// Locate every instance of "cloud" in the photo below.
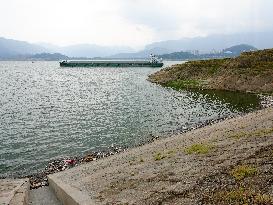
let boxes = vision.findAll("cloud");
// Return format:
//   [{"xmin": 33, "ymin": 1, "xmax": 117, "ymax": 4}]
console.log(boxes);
[
  {"xmin": 119, "ymin": 0, "xmax": 273, "ymax": 39},
  {"xmin": 0, "ymin": 0, "xmax": 272, "ymax": 48}
]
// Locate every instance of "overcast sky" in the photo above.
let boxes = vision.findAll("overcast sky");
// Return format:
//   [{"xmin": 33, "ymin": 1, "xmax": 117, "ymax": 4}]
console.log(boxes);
[{"xmin": 0, "ymin": 0, "xmax": 272, "ymax": 48}]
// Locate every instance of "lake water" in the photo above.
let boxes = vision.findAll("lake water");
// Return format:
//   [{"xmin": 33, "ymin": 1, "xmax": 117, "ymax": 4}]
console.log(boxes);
[{"xmin": 0, "ymin": 61, "xmax": 260, "ymax": 177}]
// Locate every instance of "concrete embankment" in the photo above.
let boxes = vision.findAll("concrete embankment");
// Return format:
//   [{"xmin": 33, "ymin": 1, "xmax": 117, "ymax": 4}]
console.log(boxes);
[
  {"xmin": 0, "ymin": 178, "xmax": 29, "ymax": 205},
  {"xmin": 47, "ymin": 107, "xmax": 273, "ymax": 204}
]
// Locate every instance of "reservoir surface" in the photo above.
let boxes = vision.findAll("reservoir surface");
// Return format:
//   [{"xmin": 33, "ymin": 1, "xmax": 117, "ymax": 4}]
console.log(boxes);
[{"xmin": 0, "ymin": 61, "xmax": 260, "ymax": 177}]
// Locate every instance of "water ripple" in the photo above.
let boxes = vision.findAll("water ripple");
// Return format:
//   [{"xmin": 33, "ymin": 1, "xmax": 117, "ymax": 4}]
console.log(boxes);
[{"xmin": 0, "ymin": 61, "xmax": 259, "ymax": 176}]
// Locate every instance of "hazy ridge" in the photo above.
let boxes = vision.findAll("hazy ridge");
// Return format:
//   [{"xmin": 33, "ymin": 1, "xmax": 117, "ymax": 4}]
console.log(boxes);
[{"xmin": 1, "ymin": 31, "xmax": 273, "ymax": 59}]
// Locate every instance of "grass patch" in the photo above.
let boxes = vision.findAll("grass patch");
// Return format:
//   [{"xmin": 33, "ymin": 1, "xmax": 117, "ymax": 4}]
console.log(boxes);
[
  {"xmin": 208, "ymin": 65, "xmax": 219, "ymax": 75},
  {"xmin": 154, "ymin": 152, "xmax": 167, "ymax": 161},
  {"xmin": 166, "ymin": 150, "xmax": 176, "ymax": 155},
  {"xmin": 153, "ymin": 150, "xmax": 176, "ymax": 161},
  {"xmin": 230, "ymin": 165, "xmax": 257, "ymax": 180},
  {"xmin": 230, "ymin": 132, "xmax": 247, "ymax": 139},
  {"xmin": 230, "ymin": 128, "xmax": 273, "ymax": 139},
  {"xmin": 184, "ymin": 143, "xmax": 213, "ymax": 155},
  {"xmin": 254, "ymin": 128, "xmax": 273, "ymax": 137},
  {"xmin": 211, "ymin": 187, "xmax": 273, "ymax": 205},
  {"xmin": 165, "ymin": 79, "xmax": 201, "ymax": 90},
  {"xmin": 129, "ymin": 157, "xmax": 145, "ymax": 164}
]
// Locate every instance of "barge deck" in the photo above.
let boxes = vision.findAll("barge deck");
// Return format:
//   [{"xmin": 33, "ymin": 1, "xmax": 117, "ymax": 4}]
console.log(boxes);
[{"xmin": 59, "ymin": 55, "xmax": 163, "ymax": 67}]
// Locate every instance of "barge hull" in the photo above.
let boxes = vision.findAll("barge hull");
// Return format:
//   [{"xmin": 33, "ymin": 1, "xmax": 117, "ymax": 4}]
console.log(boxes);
[{"xmin": 60, "ymin": 62, "xmax": 163, "ymax": 67}]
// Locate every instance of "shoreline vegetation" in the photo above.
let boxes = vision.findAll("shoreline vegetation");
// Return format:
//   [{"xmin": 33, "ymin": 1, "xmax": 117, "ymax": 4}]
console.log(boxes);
[{"xmin": 148, "ymin": 49, "xmax": 273, "ymax": 94}]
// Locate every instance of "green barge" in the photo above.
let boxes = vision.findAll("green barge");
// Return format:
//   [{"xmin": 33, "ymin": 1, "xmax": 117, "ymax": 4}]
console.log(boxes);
[{"xmin": 60, "ymin": 55, "xmax": 163, "ymax": 67}]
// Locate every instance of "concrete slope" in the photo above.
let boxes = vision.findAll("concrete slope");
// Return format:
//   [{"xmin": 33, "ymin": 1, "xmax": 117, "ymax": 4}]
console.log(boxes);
[
  {"xmin": 48, "ymin": 107, "xmax": 273, "ymax": 204},
  {"xmin": 0, "ymin": 178, "xmax": 29, "ymax": 205},
  {"xmin": 29, "ymin": 186, "xmax": 61, "ymax": 205}
]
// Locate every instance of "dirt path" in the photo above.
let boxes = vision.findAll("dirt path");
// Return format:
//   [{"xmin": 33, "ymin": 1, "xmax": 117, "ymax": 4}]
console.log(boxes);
[{"xmin": 51, "ymin": 107, "xmax": 273, "ymax": 204}]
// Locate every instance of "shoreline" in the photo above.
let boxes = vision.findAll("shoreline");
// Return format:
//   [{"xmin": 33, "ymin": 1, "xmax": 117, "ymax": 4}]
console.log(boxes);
[
  {"xmin": 48, "ymin": 105, "xmax": 273, "ymax": 204},
  {"xmin": 2, "ymin": 94, "xmax": 271, "ymax": 190},
  {"xmin": 0, "ymin": 112, "xmax": 241, "ymax": 188},
  {"xmin": 148, "ymin": 49, "xmax": 273, "ymax": 94},
  {"xmin": 0, "ymin": 113, "xmax": 246, "ymax": 186}
]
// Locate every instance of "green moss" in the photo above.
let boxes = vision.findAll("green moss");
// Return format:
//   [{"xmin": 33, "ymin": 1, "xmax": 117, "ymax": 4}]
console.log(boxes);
[
  {"xmin": 230, "ymin": 165, "xmax": 257, "ymax": 180},
  {"xmin": 184, "ymin": 143, "xmax": 213, "ymax": 155}
]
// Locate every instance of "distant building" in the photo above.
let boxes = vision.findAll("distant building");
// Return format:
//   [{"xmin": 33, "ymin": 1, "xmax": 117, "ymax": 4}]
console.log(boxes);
[
  {"xmin": 185, "ymin": 50, "xmax": 200, "ymax": 55},
  {"xmin": 210, "ymin": 49, "xmax": 221, "ymax": 54},
  {"xmin": 192, "ymin": 50, "xmax": 199, "ymax": 55},
  {"xmin": 224, "ymin": 51, "xmax": 233, "ymax": 54}
]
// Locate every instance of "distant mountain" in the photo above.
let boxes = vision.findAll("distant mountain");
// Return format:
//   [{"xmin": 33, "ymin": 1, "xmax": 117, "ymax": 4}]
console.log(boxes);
[
  {"xmin": 59, "ymin": 44, "xmax": 134, "ymax": 58},
  {"xmin": 1, "ymin": 31, "xmax": 272, "ymax": 59},
  {"xmin": 28, "ymin": 53, "xmax": 69, "ymax": 61},
  {"xmin": 0, "ymin": 52, "xmax": 69, "ymax": 61},
  {"xmin": 0, "ymin": 37, "xmax": 47, "ymax": 58},
  {"xmin": 145, "ymin": 31, "xmax": 273, "ymax": 53},
  {"xmin": 223, "ymin": 44, "xmax": 257, "ymax": 55},
  {"xmin": 37, "ymin": 43, "xmax": 134, "ymax": 58},
  {"xmin": 158, "ymin": 51, "xmax": 196, "ymax": 60},
  {"xmin": 0, "ymin": 37, "xmax": 134, "ymax": 59},
  {"xmin": 109, "ymin": 47, "xmax": 173, "ymax": 58},
  {"xmin": 158, "ymin": 44, "xmax": 258, "ymax": 60},
  {"xmin": 108, "ymin": 32, "xmax": 272, "ymax": 59}
]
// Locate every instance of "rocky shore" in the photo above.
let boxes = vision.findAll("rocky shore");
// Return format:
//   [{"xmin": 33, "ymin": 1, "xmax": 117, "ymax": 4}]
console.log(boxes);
[{"xmin": 26, "ymin": 146, "xmax": 126, "ymax": 189}]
